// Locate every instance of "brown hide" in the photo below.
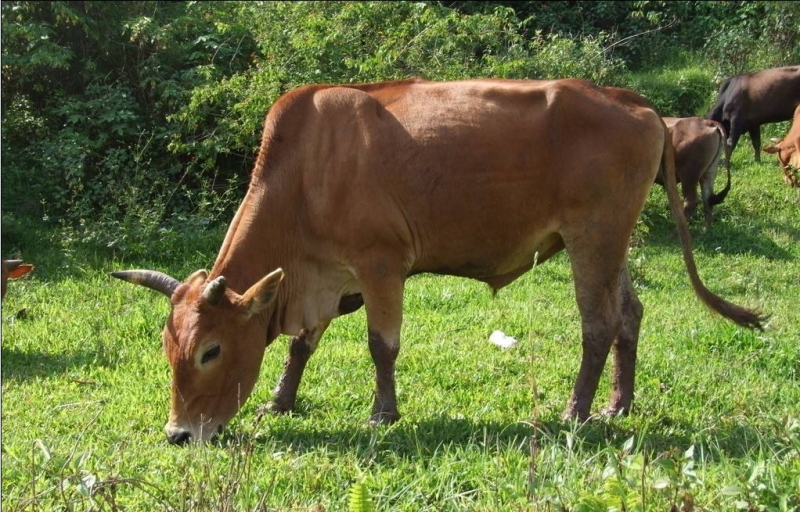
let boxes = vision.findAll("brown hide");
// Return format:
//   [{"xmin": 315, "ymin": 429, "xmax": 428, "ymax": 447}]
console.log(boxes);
[
  {"xmin": 113, "ymin": 78, "xmax": 765, "ymax": 444},
  {"xmin": 658, "ymin": 117, "xmax": 730, "ymax": 227},
  {"xmin": 707, "ymin": 65, "xmax": 800, "ymax": 162},
  {"xmin": 1, "ymin": 260, "xmax": 33, "ymax": 300},
  {"xmin": 763, "ymin": 105, "xmax": 800, "ymax": 186}
]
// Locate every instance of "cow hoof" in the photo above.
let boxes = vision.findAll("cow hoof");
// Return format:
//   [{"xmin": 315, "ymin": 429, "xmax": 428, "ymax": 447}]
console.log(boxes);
[
  {"xmin": 256, "ymin": 402, "xmax": 293, "ymax": 419},
  {"xmin": 560, "ymin": 408, "xmax": 591, "ymax": 423},
  {"xmin": 601, "ymin": 406, "xmax": 630, "ymax": 418},
  {"xmin": 368, "ymin": 411, "xmax": 400, "ymax": 426}
]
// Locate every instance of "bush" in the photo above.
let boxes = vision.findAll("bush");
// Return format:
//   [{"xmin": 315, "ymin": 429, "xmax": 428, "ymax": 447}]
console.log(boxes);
[
  {"xmin": 171, "ymin": 2, "xmax": 626, "ymax": 181},
  {"xmin": 2, "ymin": 0, "xmax": 798, "ymax": 252},
  {"xmin": 702, "ymin": 1, "xmax": 800, "ymax": 81},
  {"xmin": 1, "ymin": 1, "xmax": 255, "ymax": 232},
  {"xmin": 621, "ymin": 65, "xmax": 716, "ymax": 118}
]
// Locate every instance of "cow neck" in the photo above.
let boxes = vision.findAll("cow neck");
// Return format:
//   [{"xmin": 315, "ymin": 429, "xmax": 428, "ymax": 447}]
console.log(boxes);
[
  {"xmin": 210, "ymin": 115, "xmax": 297, "ymax": 291},
  {"xmin": 210, "ymin": 178, "xmax": 307, "ymax": 342},
  {"xmin": 211, "ymin": 107, "xmax": 311, "ymax": 340}
]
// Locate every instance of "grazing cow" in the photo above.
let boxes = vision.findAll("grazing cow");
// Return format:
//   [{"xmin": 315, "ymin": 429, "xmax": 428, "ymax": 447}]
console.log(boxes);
[
  {"xmin": 706, "ymin": 65, "xmax": 800, "ymax": 162},
  {"xmin": 2, "ymin": 260, "xmax": 33, "ymax": 300},
  {"xmin": 657, "ymin": 117, "xmax": 731, "ymax": 228},
  {"xmin": 763, "ymin": 104, "xmax": 800, "ymax": 187},
  {"xmin": 113, "ymin": 78, "xmax": 764, "ymax": 444}
]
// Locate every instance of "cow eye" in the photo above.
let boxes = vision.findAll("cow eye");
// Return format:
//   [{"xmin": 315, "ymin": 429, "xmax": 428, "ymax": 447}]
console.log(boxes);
[{"xmin": 201, "ymin": 345, "xmax": 221, "ymax": 364}]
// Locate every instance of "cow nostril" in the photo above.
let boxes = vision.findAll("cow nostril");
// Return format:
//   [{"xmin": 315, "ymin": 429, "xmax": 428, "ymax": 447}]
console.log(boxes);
[{"xmin": 167, "ymin": 430, "xmax": 191, "ymax": 446}]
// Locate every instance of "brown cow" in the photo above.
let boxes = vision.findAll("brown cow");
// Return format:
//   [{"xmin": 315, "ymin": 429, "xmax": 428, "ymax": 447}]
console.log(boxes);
[
  {"xmin": 113, "ymin": 78, "xmax": 764, "ymax": 444},
  {"xmin": 658, "ymin": 117, "xmax": 731, "ymax": 228},
  {"xmin": 1, "ymin": 260, "xmax": 33, "ymax": 300},
  {"xmin": 763, "ymin": 104, "xmax": 800, "ymax": 187},
  {"xmin": 706, "ymin": 65, "xmax": 800, "ymax": 162}
]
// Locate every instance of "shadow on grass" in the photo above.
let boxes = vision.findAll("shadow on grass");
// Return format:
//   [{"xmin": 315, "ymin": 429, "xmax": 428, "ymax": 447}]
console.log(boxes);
[
  {"xmin": 640, "ymin": 203, "xmax": 794, "ymax": 261},
  {"xmin": 1, "ymin": 214, "xmax": 227, "ymax": 288},
  {"xmin": 1, "ymin": 347, "xmax": 106, "ymax": 381},
  {"xmin": 242, "ymin": 408, "xmax": 790, "ymax": 464}
]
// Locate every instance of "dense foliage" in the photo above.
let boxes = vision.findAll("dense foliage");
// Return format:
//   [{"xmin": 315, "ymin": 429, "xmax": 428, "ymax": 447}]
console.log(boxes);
[{"xmin": 2, "ymin": 1, "xmax": 798, "ymax": 255}]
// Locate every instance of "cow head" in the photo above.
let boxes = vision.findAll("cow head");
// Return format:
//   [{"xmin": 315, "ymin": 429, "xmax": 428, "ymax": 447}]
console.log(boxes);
[
  {"xmin": 763, "ymin": 105, "xmax": 800, "ymax": 187},
  {"xmin": 763, "ymin": 138, "xmax": 800, "ymax": 187},
  {"xmin": 112, "ymin": 267, "xmax": 284, "ymax": 444}
]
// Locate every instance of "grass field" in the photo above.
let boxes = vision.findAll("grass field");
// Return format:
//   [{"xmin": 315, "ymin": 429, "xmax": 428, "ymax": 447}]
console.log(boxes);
[{"xmin": 2, "ymin": 139, "xmax": 799, "ymax": 511}]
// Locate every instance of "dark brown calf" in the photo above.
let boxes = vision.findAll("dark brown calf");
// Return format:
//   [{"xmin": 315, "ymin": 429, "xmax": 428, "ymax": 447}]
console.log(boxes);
[{"xmin": 658, "ymin": 117, "xmax": 731, "ymax": 228}]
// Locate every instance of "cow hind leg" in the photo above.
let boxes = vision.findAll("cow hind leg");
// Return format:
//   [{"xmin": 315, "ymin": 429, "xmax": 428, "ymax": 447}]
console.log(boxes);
[
  {"xmin": 681, "ymin": 177, "xmax": 700, "ymax": 220},
  {"xmin": 604, "ymin": 267, "xmax": 643, "ymax": 416},
  {"xmin": 699, "ymin": 149, "xmax": 722, "ymax": 230},
  {"xmin": 270, "ymin": 321, "xmax": 331, "ymax": 413},
  {"xmin": 561, "ymin": 234, "xmax": 627, "ymax": 421}
]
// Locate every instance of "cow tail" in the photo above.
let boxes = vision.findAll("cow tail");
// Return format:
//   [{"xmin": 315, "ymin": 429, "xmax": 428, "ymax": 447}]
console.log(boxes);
[
  {"xmin": 659, "ymin": 122, "xmax": 766, "ymax": 330},
  {"xmin": 708, "ymin": 123, "xmax": 732, "ymax": 206}
]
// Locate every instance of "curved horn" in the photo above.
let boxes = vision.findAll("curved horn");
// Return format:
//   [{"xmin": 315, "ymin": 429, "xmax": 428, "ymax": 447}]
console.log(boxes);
[
  {"xmin": 111, "ymin": 269, "xmax": 181, "ymax": 298},
  {"xmin": 3, "ymin": 260, "xmax": 24, "ymax": 272},
  {"xmin": 202, "ymin": 276, "xmax": 227, "ymax": 305}
]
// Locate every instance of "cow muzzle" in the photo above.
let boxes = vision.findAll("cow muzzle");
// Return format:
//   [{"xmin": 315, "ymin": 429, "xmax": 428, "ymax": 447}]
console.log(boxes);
[
  {"xmin": 166, "ymin": 428, "xmax": 192, "ymax": 446},
  {"xmin": 164, "ymin": 421, "xmax": 222, "ymax": 445}
]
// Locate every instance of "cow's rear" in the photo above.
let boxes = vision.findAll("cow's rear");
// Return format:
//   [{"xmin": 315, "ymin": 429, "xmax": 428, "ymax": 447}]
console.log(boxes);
[
  {"xmin": 707, "ymin": 66, "xmax": 800, "ymax": 161},
  {"xmin": 661, "ymin": 116, "xmax": 730, "ymax": 227}
]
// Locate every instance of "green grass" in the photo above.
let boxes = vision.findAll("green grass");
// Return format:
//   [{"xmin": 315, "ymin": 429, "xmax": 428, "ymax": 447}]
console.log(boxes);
[{"xmin": 2, "ymin": 141, "xmax": 799, "ymax": 511}]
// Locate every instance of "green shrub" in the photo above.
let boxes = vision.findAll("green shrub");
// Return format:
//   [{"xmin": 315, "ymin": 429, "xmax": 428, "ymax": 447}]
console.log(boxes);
[
  {"xmin": 621, "ymin": 65, "xmax": 716, "ymax": 118},
  {"xmin": 171, "ymin": 2, "xmax": 626, "ymax": 181},
  {"xmin": 2, "ymin": 0, "xmax": 798, "ymax": 245}
]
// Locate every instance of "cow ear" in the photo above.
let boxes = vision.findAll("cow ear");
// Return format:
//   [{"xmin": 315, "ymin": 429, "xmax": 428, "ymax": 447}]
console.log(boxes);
[
  {"xmin": 240, "ymin": 268, "xmax": 284, "ymax": 317},
  {"xmin": 8, "ymin": 264, "xmax": 33, "ymax": 279},
  {"xmin": 762, "ymin": 144, "xmax": 780, "ymax": 154},
  {"xmin": 186, "ymin": 269, "xmax": 208, "ymax": 286}
]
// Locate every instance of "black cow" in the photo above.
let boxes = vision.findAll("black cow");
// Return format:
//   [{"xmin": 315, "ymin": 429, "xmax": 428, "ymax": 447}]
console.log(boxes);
[{"xmin": 706, "ymin": 66, "xmax": 800, "ymax": 162}]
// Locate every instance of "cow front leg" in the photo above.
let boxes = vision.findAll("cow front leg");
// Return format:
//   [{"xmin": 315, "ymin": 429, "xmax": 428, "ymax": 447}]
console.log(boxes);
[
  {"xmin": 360, "ymin": 270, "xmax": 405, "ymax": 425},
  {"xmin": 749, "ymin": 126, "xmax": 762, "ymax": 163},
  {"xmin": 727, "ymin": 114, "xmax": 745, "ymax": 158},
  {"xmin": 270, "ymin": 321, "xmax": 330, "ymax": 413},
  {"xmin": 368, "ymin": 329, "xmax": 400, "ymax": 424},
  {"xmin": 604, "ymin": 267, "xmax": 643, "ymax": 416}
]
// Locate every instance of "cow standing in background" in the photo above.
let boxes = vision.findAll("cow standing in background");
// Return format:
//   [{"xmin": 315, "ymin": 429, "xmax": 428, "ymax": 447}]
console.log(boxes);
[
  {"xmin": 706, "ymin": 65, "xmax": 800, "ymax": 162},
  {"xmin": 2, "ymin": 260, "xmax": 33, "ymax": 300},
  {"xmin": 657, "ymin": 117, "xmax": 731, "ymax": 228},
  {"xmin": 112, "ymin": 78, "xmax": 765, "ymax": 445},
  {"xmin": 763, "ymin": 104, "xmax": 800, "ymax": 187}
]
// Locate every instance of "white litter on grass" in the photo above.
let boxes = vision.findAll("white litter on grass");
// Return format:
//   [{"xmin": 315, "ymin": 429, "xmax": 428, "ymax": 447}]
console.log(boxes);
[{"xmin": 489, "ymin": 330, "xmax": 517, "ymax": 349}]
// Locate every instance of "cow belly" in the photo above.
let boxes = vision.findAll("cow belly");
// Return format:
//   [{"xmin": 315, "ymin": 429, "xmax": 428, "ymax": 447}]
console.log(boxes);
[{"xmin": 418, "ymin": 231, "xmax": 565, "ymax": 290}]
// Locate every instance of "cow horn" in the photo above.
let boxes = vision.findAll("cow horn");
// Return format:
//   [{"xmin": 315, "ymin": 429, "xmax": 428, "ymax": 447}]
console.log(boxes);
[
  {"xmin": 111, "ymin": 269, "xmax": 181, "ymax": 298},
  {"xmin": 202, "ymin": 276, "xmax": 227, "ymax": 305}
]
